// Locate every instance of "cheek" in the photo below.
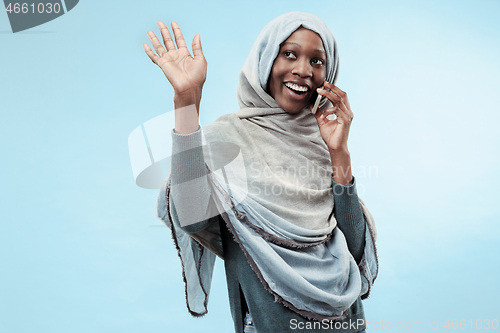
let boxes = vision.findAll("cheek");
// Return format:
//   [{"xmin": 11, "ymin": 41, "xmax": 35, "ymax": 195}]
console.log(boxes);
[
  {"xmin": 270, "ymin": 59, "xmax": 287, "ymax": 80},
  {"xmin": 267, "ymin": 71, "xmax": 277, "ymax": 98},
  {"xmin": 268, "ymin": 64, "xmax": 285, "ymax": 96},
  {"xmin": 315, "ymin": 69, "xmax": 327, "ymax": 86}
]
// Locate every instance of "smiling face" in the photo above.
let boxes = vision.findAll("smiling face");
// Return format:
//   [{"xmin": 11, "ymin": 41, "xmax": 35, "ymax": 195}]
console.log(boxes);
[{"xmin": 267, "ymin": 27, "xmax": 327, "ymax": 114}]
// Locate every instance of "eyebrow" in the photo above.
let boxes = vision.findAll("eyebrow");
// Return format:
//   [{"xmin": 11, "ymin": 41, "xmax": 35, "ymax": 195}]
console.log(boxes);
[{"xmin": 281, "ymin": 42, "xmax": 326, "ymax": 55}]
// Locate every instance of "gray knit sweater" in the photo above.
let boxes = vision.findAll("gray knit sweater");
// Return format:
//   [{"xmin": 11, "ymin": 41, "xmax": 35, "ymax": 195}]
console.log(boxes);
[{"xmin": 167, "ymin": 127, "xmax": 367, "ymax": 333}]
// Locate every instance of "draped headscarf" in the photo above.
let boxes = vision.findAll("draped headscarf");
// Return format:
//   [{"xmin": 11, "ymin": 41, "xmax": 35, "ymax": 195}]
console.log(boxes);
[{"xmin": 156, "ymin": 11, "xmax": 378, "ymax": 321}]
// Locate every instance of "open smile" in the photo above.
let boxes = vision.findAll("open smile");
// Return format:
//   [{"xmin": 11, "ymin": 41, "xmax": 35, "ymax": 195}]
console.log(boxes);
[
  {"xmin": 283, "ymin": 82, "xmax": 312, "ymax": 102},
  {"xmin": 284, "ymin": 82, "xmax": 310, "ymax": 95}
]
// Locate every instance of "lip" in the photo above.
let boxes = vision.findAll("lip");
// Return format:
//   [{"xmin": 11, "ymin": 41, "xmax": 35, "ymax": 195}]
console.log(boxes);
[
  {"xmin": 283, "ymin": 81, "xmax": 312, "ymax": 101},
  {"xmin": 284, "ymin": 80, "xmax": 311, "ymax": 92}
]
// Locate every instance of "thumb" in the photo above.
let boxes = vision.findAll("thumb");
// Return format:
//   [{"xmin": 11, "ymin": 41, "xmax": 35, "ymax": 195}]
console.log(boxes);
[
  {"xmin": 311, "ymin": 105, "xmax": 323, "ymax": 122},
  {"xmin": 192, "ymin": 34, "xmax": 204, "ymax": 59}
]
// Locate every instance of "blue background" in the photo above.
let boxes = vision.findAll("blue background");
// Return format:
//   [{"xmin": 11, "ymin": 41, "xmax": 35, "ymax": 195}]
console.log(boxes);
[{"xmin": 1, "ymin": 0, "xmax": 499, "ymax": 332}]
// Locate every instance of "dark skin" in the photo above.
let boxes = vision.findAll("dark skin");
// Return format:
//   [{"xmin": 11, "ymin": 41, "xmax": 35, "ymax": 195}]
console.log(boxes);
[
  {"xmin": 267, "ymin": 27, "xmax": 327, "ymax": 114},
  {"xmin": 267, "ymin": 27, "xmax": 355, "ymax": 185},
  {"xmin": 143, "ymin": 23, "xmax": 354, "ymax": 185}
]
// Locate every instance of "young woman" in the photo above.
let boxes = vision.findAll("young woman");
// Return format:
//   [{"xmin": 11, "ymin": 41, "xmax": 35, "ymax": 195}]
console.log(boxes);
[{"xmin": 145, "ymin": 11, "xmax": 378, "ymax": 333}]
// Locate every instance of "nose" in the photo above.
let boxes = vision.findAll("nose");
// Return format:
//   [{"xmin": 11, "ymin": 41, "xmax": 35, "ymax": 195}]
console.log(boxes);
[{"xmin": 291, "ymin": 58, "xmax": 312, "ymax": 78}]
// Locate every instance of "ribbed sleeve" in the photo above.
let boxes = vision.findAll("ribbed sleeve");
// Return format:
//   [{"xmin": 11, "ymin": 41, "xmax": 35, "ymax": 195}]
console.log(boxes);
[
  {"xmin": 170, "ymin": 127, "xmax": 218, "ymax": 231},
  {"xmin": 171, "ymin": 127, "xmax": 208, "ymax": 185},
  {"xmin": 332, "ymin": 176, "xmax": 366, "ymax": 263}
]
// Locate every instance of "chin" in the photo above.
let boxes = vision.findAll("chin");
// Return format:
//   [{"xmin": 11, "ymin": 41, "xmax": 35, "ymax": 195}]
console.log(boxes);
[
  {"xmin": 278, "ymin": 100, "xmax": 310, "ymax": 114},
  {"xmin": 280, "ymin": 94, "xmax": 318, "ymax": 114},
  {"xmin": 283, "ymin": 107, "xmax": 304, "ymax": 114},
  {"xmin": 281, "ymin": 99, "xmax": 313, "ymax": 114}
]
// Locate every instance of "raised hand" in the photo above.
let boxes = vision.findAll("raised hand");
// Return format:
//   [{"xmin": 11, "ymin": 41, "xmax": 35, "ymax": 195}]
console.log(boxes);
[
  {"xmin": 143, "ymin": 21, "xmax": 207, "ymax": 109},
  {"xmin": 311, "ymin": 81, "xmax": 354, "ymax": 153},
  {"xmin": 310, "ymin": 81, "xmax": 354, "ymax": 185}
]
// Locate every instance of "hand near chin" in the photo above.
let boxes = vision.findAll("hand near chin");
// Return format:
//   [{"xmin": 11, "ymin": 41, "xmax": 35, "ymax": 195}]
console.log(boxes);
[{"xmin": 310, "ymin": 81, "xmax": 354, "ymax": 154}]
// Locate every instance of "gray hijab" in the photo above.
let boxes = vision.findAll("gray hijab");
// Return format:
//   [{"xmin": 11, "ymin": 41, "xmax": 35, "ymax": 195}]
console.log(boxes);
[
  {"xmin": 156, "ymin": 11, "xmax": 378, "ymax": 321},
  {"xmin": 237, "ymin": 11, "xmax": 339, "ymax": 110}
]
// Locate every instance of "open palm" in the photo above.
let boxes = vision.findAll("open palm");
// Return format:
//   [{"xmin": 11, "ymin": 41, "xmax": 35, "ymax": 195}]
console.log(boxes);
[{"xmin": 143, "ymin": 21, "xmax": 206, "ymax": 97}]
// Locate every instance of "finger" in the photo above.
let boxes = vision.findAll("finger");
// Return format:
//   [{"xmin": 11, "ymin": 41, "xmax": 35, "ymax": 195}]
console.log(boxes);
[
  {"xmin": 327, "ymin": 105, "xmax": 350, "ymax": 125},
  {"xmin": 171, "ymin": 21, "xmax": 188, "ymax": 49},
  {"xmin": 147, "ymin": 31, "xmax": 167, "ymax": 56},
  {"xmin": 317, "ymin": 86, "xmax": 343, "ymax": 108},
  {"xmin": 314, "ymin": 107, "xmax": 339, "ymax": 129},
  {"xmin": 317, "ymin": 107, "xmax": 338, "ymax": 122},
  {"xmin": 314, "ymin": 105, "xmax": 335, "ymax": 122},
  {"xmin": 327, "ymin": 89, "xmax": 353, "ymax": 122},
  {"xmin": 143, "ymin": 43, "xmax": 160, "ymax": 64},
  {"xmin": 317, "ymin": 86, "xmax": 351, "ymax": 119},
  {"xmin": 323, "ymin": 81, "xmax": 352, "ymax": 115},
  {"xmin": 330, "ymin": 97, "xmax": 353, "ymax": 122},
  {"xmin": 313, "ymin": 105, "xmax": 323, "ymax": 121},
  {"xmin": 192, "ymin": 34, "xmax": 205, "ymax": 60},
  {"xmin": 322, "ymin": 107, "xmax": 338, "ymax": 117},
  {"xmin": 157, "ymin": 21, "xmax": 176, "ymax": 51}
]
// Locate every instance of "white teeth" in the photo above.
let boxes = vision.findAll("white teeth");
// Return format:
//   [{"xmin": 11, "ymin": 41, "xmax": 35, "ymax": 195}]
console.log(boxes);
[{"xmin": 285, "ymin": 82, "xmax": 309, "ymax": 92}]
